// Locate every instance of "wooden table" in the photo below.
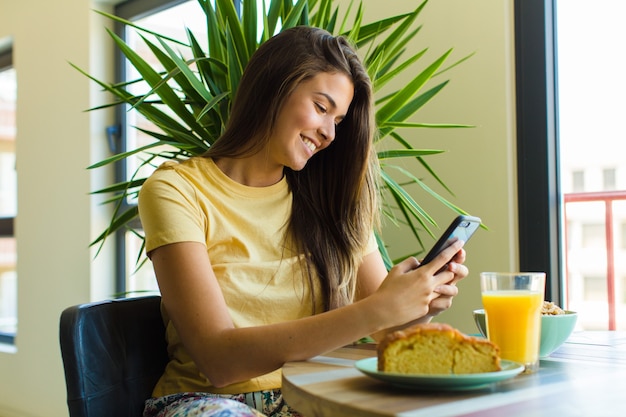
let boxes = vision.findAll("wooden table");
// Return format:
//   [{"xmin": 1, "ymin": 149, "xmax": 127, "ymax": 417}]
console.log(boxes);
[{"xmin": 282, "ymin": 331, "xmax": 626, "ymax": 417}]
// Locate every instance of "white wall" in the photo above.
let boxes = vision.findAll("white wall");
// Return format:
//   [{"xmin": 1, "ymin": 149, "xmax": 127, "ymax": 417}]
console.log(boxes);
[{"xmin": 0, "ymin": 0, "xmax": 517, "ymax": 416}]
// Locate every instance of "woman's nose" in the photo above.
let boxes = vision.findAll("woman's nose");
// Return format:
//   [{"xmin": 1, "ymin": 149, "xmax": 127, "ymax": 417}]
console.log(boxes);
[{"xmin": 318, "ymin": 120, "xmax": 336, "ymax": 144}]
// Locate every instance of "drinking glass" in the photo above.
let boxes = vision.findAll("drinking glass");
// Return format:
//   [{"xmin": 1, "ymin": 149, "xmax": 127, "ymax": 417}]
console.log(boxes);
[{"xmin": 480, "ymin": 272, "xmax": 546, "ymax": 373}]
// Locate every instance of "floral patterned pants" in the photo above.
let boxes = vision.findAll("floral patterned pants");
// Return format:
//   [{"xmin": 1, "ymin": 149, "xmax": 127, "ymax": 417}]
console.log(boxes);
[{"xmin": 143, "ymin": 390, "xmax": 304, "ymax": 417}]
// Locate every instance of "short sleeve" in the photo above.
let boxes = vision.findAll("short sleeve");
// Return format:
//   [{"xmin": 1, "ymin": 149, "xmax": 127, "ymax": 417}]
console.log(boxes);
[{"xmin": 138, "ymin": 164, "xmax": 207, "ymax": 255}]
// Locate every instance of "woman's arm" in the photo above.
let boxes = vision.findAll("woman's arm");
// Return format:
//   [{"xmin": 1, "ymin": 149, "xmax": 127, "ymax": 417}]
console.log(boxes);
[{"xmin": 151, "ymin": 239, "xmax": 466, "ymax": 388}]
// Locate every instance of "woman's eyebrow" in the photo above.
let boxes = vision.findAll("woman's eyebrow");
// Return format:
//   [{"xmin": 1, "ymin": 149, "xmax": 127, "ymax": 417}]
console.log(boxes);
[
  {"xmin": 315, "ymin": 91, "xmax": 337, "ymax": 109},
  {"xmin": 315, "ymin": 91, "xmax": 349, "ymax": 121}
]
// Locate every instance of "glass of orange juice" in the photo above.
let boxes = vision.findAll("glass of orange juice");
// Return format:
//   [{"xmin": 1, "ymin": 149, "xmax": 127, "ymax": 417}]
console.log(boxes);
[{"xmin": 480, "ymin": 272, "xmax": 545, "ymax": 373}]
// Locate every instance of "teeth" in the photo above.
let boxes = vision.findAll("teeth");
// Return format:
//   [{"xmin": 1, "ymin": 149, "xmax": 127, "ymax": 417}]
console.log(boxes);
[{"xmin": 302, "ymin": 137, "xmax": 316, "ymax": 152}]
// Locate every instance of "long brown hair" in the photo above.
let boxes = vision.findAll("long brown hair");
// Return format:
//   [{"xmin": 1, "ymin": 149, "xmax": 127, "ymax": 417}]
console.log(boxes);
[{"xmin": 205, "ymin": 26, "xmax": 379, "ymax": 310}]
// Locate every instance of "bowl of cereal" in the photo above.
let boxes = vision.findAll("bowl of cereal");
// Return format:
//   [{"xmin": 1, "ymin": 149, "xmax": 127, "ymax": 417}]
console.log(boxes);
[{"xmin": 473, "ymin": 301, "xmax": 577, "ymax": 357}]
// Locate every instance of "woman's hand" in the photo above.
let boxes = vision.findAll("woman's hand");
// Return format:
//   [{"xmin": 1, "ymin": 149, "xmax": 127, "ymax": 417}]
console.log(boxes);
[
  {"xmin": 361, "ymin": 239, "xmax": 468, "ymax": 342},
  {"xmin": 366, "ymin": 239, "xmax": 467, "ymax": 328}
]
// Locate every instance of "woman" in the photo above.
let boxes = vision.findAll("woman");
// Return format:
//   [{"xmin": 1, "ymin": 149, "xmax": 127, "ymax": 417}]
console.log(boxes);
[{"xmin": 139, "ymin": 26, "xmax": 468, "ymax": 417}]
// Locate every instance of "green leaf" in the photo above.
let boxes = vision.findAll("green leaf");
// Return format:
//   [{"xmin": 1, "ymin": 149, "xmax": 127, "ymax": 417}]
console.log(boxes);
[
  {"xmin": 93, "ymin": 9, "xmax": 188, "ymax": 46},
  {"xmin": 377, "ymin": 149, "xmax": 444, "ymax": 160},
  {"xmin": 225, "ymin": 23, "xmax": 244, "ymax": 96},
  {"xmin": 383, "ymin": 122, "xmax": 474, "ymax": 129},
  {"xmin": 216, "ymin": 0, "xmax": 250, "ymax": 64},
  {"xmin": 242, "ymin": 0, "xmax": 259, "ymax": 57},
  {"xmin": 91, "ymin": 205, "xmax": 139, "ymax": 248},
  {"xmin": 363, "ymin": 1, "xmax": 426, "ymax": 69},
  {"xmin": 373, "ymin": 46, "xmax": 427, "ymax": 91},
  {"xmin": 376, "ymin": 49, "xmax": 453, "ymax": 125},
  {"xmin": 90, "ymin": 178, "xmax": 146, "ymax": 195},
  {"xmin": 282, "ymin": 0, "xmax": 310, "ymax": 29},
  {"xmin": 154, "ymin": 36, "xmax": 215, "ymax": 103},
  {"xmin": 380, "ymin": 170, "xmax": 435, "ymax": 226}
]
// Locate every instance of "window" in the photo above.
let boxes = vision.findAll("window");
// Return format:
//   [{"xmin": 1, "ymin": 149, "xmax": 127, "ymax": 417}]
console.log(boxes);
[
  {"xmin": 603, "ymin": 168, "xmax": 616, "ymax": 191},
  {"xmin": 516, "ymin": 0, "xmax": 626, "ymax": 330},
  {"xmin": 514, "ymin": 0, "xmax": 561, "ymax": 301},
  {"xmin": 572, "ymin": 170, "xmax": 584, "ymax": 193},
  {"xmin": 112, "ymin": 0, "xmax": 275, "ymax": 294},
  {"xmin": 0, "ymin": 47, "xmax": 16, "ymax": 344},
  {"xmin": 113, "ymin": 0, "xmax": 209, "ymax": 294}
]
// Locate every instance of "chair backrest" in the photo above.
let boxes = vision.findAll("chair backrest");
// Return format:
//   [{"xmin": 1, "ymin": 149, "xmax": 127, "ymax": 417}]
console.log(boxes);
[{"xmin": 59, "ymin": 295, "xmax": 168, "ymax": 417}]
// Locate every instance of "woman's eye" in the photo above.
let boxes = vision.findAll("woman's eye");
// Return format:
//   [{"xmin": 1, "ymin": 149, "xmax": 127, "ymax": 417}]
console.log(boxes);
[{"xmin": 315, "ymin": 103, "xmax": 327, "ymax": 113}]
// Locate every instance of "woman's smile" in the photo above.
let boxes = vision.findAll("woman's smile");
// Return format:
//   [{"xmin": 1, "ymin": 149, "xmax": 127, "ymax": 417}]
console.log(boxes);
[{"xmin": 301, "ymin": 135, "xmax": 318, "ymax": 153}]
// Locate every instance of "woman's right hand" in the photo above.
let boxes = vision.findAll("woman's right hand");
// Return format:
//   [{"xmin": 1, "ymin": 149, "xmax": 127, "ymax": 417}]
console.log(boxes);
[{"xmin": 367, "ymin": 239, "xmax": 466, "ymax": 329}]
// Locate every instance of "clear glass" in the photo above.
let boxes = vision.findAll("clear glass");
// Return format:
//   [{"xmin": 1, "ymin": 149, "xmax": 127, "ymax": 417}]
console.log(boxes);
[
  {"xmin": 0, "ymin": 238, "xmax": 16, "ymax": 335},
  {"xmin": 0, "ymin": 67, "xmax": 17, "ymax": 217},
  {"xmin": 124, "ymin": 0, "xmax": 208, "ymax": 204},
  {"xmin": 556, "ymin": 0, "xmax": 626, "ymax": 331},
  {"xmin": 480, "ymin": 272, "xmax": 546, "ymax": 373},
  {"xmin": 125, "ymin": 230, "xmax": 159, "ymax": 296},
  {"xmin": 0, "ymin": 65, "xmax": 17, "ymax": 338}
]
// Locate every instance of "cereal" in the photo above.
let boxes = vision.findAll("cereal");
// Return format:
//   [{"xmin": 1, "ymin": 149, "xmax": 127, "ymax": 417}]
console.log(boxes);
[{"xmin": 542, "ymin": 301, "xmax": 565, "ymax": 315}]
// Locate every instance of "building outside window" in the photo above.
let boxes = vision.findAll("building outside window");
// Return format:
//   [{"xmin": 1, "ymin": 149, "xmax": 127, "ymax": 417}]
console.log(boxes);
[
  {"xmin": 0, "ymin": 48, "xmax": 16, "ymax": 343},
  {"xmin": 572, "ymin": 170, "xmax": 584, "ymax": 193},
  {"xmin": 557, "ymin": 0, "xmax": 626, "ymax": 330}
]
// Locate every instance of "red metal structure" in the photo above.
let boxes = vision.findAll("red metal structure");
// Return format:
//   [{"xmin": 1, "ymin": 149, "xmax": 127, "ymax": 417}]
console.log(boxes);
[{"xmin": 563, "ymin": 190, "xmax": 626, "ymax": 330}]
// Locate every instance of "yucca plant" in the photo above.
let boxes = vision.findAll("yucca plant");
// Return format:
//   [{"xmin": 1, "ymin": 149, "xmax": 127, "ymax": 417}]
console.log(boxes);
[{"xmin": 78, "ymin": 0, "xmax": 472, "ymax": 269}]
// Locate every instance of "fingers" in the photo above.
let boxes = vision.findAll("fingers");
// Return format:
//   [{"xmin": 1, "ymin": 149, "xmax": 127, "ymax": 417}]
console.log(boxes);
[
  {"xmin": 451, "ymin": 248, "xmax": 466, "ymax": 264},
  {"xmin": 378, "ymin": 242, "xmax": 468, "ymax": 324},
  {"xmin": 434, "ymin": 283, "xmax": 459, "ymax": 297},
  {"xmin": 444, "ymin": 261, "xmax": 469, "ymax": 285},
  {"xmin": 395, "ymin": 255, "xmax": 420, "ymax": 273},
  {"xmin": 422, "ymin": 239, "xmax": 465, "ymax": 278}
]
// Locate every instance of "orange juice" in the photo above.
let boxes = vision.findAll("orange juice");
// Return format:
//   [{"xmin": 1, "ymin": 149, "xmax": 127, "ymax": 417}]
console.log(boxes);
[{"xmin": 482, "ymin": 290, "xmax": 543, "ymax": 366}]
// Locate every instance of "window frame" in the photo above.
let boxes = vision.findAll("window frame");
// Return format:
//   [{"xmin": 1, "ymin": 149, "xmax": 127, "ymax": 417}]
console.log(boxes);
[
  {"xmin": 113, "ymin": 0, "xmax": 193, "ymax": 293},
  {"xmin": 514, "ymin": 0, "xmax": 562, "ymax": 304},
  {"xmin": 112, "ymin": 0, "xmax": 241, "ymax": 293}
]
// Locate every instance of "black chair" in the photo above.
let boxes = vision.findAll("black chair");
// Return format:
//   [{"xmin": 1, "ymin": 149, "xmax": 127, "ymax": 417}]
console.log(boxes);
[{"xmin": 59, "ymin": 295, "xmax": 168, "ymax": 417}]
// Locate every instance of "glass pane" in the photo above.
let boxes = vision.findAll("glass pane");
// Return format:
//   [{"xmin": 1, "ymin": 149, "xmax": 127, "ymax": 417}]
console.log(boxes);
[
  {"xmin": 557, "ymin": 1, "xmax": 626, "ymax": 195},
  {"xmin": 0, "ymin": 67, "xmax": 16, "ymax": 217},
  {"xmin": 125, "ymin": 230, "xmax": 159, "ymax": 295},
  {"xmin": 0, "ymin": 64, "xmax": 16, "ymax": 337},
  {"xmin": 557, "ymin": 0, "xmax": 626, "ymax": 330},
  {"xmin": 0, "ymin": 239, "xmax": 16, "ymax": 335}
]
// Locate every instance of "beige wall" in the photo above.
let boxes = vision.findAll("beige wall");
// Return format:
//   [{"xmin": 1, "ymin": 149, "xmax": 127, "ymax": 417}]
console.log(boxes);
[
  {"xmin": 0, "ymin": 1, "xmax": 517, "ymax": 416},
  {"xmin": 361, "ymin": 0, "xmax": 520, "ymax": 333},
  {"xmin": 0, "ymin": 1, "xmax": 116, "ymax": 416}
]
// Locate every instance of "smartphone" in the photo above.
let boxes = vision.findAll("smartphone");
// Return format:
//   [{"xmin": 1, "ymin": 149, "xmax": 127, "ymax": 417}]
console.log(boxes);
[{"xmin": 419, "ymin": 215, "xmax": 481, "ymax": 270}]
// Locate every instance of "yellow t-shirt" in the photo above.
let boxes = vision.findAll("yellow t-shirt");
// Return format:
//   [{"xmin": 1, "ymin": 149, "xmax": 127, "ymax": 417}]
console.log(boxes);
[
  {"xmin": 139, "ymin": 157, "xmax": 324, "ymax": 395},
  {"xmin": 139, "ymin": 156, "xmax": 377, "ymax": 396}
]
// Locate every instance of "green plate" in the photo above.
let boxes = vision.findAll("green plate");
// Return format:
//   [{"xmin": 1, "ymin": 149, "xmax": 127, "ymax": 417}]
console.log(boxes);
[{"xmin": 354, "ymin": 358, "xmax": 524, "ymax": 391}]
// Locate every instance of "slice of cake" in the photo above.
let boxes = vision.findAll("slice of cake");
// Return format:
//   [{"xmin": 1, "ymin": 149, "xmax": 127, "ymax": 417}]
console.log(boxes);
[{"xmin": 377, "ymin": 322, "xmax": 501, "ymax": 374}]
